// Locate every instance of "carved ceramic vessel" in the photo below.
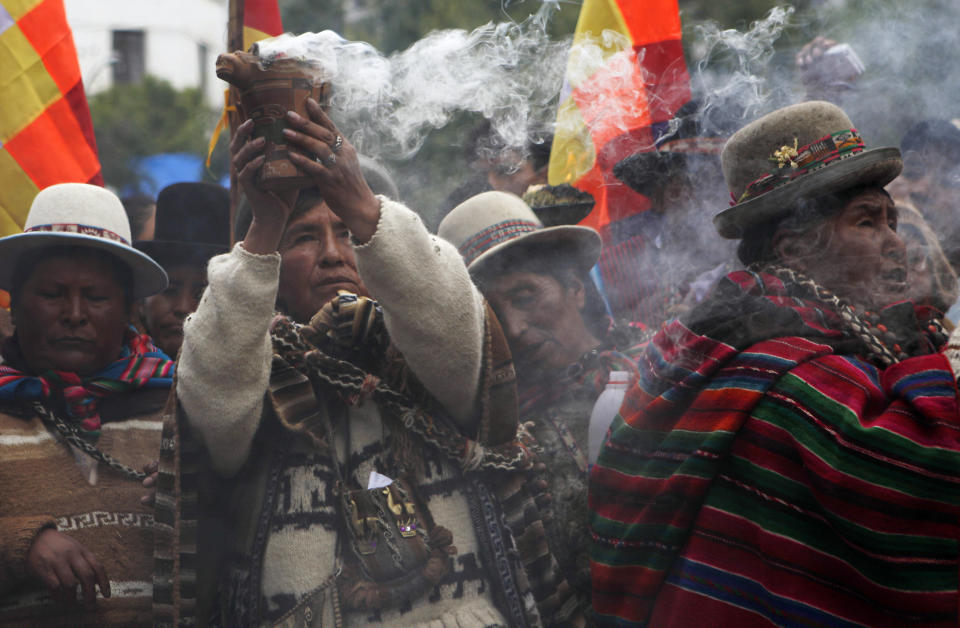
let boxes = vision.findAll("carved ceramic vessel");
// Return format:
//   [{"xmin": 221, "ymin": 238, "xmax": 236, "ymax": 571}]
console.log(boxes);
[{"xmin": 216, "ymin": 48, "xmax": 330, "ymax": 191}]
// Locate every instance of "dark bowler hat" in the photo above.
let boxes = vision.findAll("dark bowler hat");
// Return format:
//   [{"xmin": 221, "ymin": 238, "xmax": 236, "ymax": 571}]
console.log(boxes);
[
  {"xmin": 613, "ymin": 100, "xmax": 728, "ymax": 198},
  {"xmin": 135, "ymin": 182, "xmax": 230, "ymax": 267}
]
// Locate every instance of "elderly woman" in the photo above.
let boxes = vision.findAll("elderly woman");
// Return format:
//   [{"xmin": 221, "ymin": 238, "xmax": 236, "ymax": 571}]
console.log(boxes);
[
  {"xmin": 590, "ymin": 102, "xmax": 960, "ymax": 626},
  {"xmin": 0, "ymin": 183, "xmax": 173, "ymax": 626}
]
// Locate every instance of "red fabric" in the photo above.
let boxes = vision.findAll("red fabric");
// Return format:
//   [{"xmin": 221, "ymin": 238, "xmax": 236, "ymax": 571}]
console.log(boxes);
[
  {"xmin": 17, "ymin": 0, "xmax": 81, "ymax": 93},
  {"xmin": 245, "ymin": 0, "xmax": 283, "ymax": 36},
  {"xmin": 6, "ymin": 97, "xmax": 102, "ymax": 187}
]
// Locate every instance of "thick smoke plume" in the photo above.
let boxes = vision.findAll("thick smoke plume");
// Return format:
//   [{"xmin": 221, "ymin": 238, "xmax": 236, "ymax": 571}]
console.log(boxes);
[{"xmin": 255, "ymin": 4, "xmax": 570, "ymax": 161}]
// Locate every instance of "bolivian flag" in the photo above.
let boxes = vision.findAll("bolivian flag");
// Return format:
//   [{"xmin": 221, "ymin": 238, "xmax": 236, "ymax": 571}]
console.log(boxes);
[
  {"xmin": 0, "ymin": 0, "xmax": 101, "ymax": 237},
  {"xmin": 208, "ymin": 0, "xmax": 283, "ymax": 167},
  {"xmin": 243, "ymin": 0, "xmax": 283, "ymax": 51},
  {"xmin": 549, "ymin": 0, "xmax": 690, "ymax": 232}
]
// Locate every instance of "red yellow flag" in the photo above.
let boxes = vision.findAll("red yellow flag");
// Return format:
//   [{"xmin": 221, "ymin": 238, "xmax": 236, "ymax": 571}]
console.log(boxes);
[
  {"xmin": 207, "ymin": 0, "xmax": 284, "ymax": 166},
  {"xmin": 243, "ymin": 0, "xmax": 284, "ymax": 51},
  {"xmin": 549, "ymin": 0, "xmax": 690, "ymax": 232},
  {"xmin": 0, "ymin": 0, "xmax": 102, "ymax": 237}
]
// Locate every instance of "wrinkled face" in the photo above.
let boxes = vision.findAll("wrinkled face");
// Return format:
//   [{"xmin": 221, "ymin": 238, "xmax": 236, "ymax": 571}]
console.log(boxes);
[
  {"xmin": 140, "ymin": 264, "xmax": 206, "ymax": 357},
  {"xmin": 484, "ymin": 270, "xmax": 596, "ymax": 386},
  {"xmin": 14, "ymin": 253, "xmax": 130, "ymax": 375},
  {"xmin": 788, "ymin": 188, "xmax": 907, "ymax": 309},
  {"xmin": 278, "ymin": 202, "xmax": 367, "ymax": 323}
]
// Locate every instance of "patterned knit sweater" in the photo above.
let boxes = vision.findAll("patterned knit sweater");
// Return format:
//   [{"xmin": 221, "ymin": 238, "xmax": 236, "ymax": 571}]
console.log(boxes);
[
  {"xmin": 0, "ymin": 388, "xmax": 168, "ymax": 627},
  {"xmin": 518, "ymin": 336, "xmax": 646, "ymax": 624},
  {"xmin": 178, "ymin": 198, "xmax": 516, "ymax": 626},
  {"xmin": 590, "ymin": 270, "xmax": 960, "ymax": 627}
]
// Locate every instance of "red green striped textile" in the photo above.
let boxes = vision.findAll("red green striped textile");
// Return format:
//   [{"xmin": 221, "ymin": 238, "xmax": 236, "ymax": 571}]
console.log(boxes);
[{"xmin": 589, "ymin": 271, "xmax": 960, "ymax": 626}]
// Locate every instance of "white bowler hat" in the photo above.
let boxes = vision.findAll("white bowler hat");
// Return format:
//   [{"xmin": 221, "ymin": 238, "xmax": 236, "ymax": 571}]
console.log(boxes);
[
  {"xmin": 438, "ymin": 190, "xmax": 601, "ymax": 275},
  {"xmin": 0, "ymin": 183, "xmax": 168, "ymax": 299}
]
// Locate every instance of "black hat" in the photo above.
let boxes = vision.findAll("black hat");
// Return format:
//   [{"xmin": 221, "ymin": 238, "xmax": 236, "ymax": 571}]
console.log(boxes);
[
  {"xmin": 135, "ymin": 182, "xmax": 230, "ymax": 267},
  {"xmin": 613, "ymin": 100, "xmax": 729, "ymax": 197}
]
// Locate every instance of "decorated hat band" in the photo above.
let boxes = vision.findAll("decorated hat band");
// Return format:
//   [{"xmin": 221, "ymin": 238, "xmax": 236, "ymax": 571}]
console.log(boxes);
[
  {"xmin": 457, "ymin": 218, "xmax": 540, "ymax": 266},
  {"xmin": 732, "ymin": 128, "xmax": 866, "ymax": 206},
  {"xmin": 24, "ymin": 222, "xmax": 131, "ymax": 245}
]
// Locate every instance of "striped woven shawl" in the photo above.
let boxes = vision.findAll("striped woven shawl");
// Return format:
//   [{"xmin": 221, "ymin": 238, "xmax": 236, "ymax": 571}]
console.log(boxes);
[{"xmin": 589, "ymin": 270, "xmax": 960, "ymax": 626}]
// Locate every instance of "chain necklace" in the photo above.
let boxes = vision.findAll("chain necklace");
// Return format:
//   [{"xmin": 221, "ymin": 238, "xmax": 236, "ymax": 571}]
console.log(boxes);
[{"xmin": 33, "ymin": 402, "xmax": 146, "ymax": 480}]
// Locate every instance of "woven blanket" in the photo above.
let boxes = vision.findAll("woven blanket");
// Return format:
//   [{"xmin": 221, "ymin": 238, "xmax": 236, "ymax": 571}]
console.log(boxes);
[{"xmin": 589, "ymin": 270, "xmax": 960, "ymax": 626}]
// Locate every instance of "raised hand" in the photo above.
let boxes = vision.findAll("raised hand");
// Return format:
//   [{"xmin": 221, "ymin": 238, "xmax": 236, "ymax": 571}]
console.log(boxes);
[
  {"xmin": 26, "ymin": 528, "xmax": 110, "ymax": 606},
  {"xmin": 283, "ymin": 98, "xmax": 381, "ymax": 244},
  {"xmin": 231, "ymin": 118, "xmax": 299, "ymax": 254}
]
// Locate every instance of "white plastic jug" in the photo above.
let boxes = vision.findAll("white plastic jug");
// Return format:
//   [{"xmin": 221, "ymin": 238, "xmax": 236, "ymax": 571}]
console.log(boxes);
[{"xmin": 588, "ymin": 371, "xmax": 630, "ymax": 466}]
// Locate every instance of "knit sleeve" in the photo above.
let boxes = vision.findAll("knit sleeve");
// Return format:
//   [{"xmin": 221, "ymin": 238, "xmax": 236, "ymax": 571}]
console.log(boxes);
[
  {"xmin": 177, "ymin": 243, "xmax": 280, "ymax": 476},
  {"xmin": 353, "ymin": 197, "xmax": 485, "ymax": 432},
  {"xmin": 0, "ymin": 515, "xmax": 56, "ymax": 593}
]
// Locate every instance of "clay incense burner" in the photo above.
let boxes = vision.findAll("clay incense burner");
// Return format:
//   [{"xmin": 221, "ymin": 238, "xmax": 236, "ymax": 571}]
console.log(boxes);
[{"xmin": 216, "ymin": 46, "xmax": 331, "ymax": 191}]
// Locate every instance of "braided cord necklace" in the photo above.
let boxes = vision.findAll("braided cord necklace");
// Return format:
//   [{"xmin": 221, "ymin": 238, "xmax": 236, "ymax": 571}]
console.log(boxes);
[
  {"xmin": 33, "ymin": 401, "xmax": 146, "ymax": 480},
  {"xmin": 758, "ymin": 264, "xmax": 912, "ymax": 368}
]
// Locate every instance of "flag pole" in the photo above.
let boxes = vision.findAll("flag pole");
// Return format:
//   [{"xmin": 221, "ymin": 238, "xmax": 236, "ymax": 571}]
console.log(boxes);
[{"xmin": 227, "ymin": 0, "xmax": 244, "ymax": 245}]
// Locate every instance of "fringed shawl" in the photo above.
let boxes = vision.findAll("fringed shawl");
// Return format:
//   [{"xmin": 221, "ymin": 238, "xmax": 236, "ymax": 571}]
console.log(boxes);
[{"xmin": 589, "ymin": 271, "xmax": 960, "ymax": 626}]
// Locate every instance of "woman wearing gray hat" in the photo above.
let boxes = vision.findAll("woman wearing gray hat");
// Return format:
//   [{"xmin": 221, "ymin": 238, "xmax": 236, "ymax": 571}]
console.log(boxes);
[
  {"xmin": 0, "ymin": 183, "xmax": 174, "ymax": 625},
  {"xmin": 590, "ymin": 101, "xmax": 960, "ymax": 626}
]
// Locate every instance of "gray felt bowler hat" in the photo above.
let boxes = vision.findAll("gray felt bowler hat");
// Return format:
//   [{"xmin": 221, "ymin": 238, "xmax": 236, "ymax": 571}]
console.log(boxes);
[
  {"xmin": 0, "ymin": 183, "xmax": 168, "ymax": 299},
  {"xmin": 714, "ymin": 101, "xmax": 902, "ymax": 239},
  {"xmin": 438, "ymin": 190, "xmax": 601, "ymax": 275}
]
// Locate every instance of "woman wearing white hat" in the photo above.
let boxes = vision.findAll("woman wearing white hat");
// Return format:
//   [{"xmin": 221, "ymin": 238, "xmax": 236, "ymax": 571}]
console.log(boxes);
[{"xmin": 0, "ymin": 183, "xmax": 174, "ymax": 626}]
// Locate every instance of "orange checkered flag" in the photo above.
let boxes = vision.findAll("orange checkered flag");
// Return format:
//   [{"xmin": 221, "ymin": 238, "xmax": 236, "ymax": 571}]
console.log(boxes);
[{"xmin": 0, "ymin": 0, "xmax": 102, "ymax": 237}]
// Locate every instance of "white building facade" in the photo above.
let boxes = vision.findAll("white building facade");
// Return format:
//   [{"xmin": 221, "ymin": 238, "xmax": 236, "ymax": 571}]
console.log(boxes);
[{"xmin": 65, "ymin": 0, "xmax": 229, "ymax": 106}]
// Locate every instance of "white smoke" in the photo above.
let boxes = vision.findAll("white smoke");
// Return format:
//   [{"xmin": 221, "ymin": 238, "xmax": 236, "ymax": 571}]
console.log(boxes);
[{"xmin": 254, "ymin": 4, "xmax": 571, "ymax": 160}]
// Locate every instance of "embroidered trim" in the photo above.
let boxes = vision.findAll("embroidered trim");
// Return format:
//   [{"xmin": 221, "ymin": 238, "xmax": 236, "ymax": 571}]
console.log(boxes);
[
  {"xmin": 458, "ymin": 219, "xmax": 539, "ymax": 266},
  {"xmin": 24, "ymin": 222, "xmax": 130, "ymax": 245},
  {"xmin": 732, "ymin": 128, "xmax": 866, "ymax": 206},
  {"xmin": 58, "ymin": 511, "xmax": 154, "ymax": 531}
]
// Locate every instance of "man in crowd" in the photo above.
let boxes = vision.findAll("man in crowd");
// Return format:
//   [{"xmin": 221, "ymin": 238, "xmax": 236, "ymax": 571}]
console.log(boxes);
[
  {"xmin": 134, "ymin": 182, "xmax": 230, "ymax": 358},
  {"xmin": 165, "ymin": 98, "xmax": 547, "ymax": 626},
  {"xmin": 440, "ymin": 190, "xmax": 648, "ymax": 623},
  {"xmin": 0, "ymin": 184, "xmax": 174, "ymax": 625},
  {"xmin": 590, "ymin": 101, "xmax": 960, "ymax": 626},
  {"xmin": 888, "ymin": 118, "xmax": 960, "ymax": 271},
  {"xmin": 609, "ymin": 100, "xmax": 735, "ymax": 325}
]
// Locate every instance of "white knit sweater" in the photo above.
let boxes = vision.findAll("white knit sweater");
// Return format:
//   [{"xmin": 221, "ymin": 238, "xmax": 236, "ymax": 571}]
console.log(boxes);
[
  {"xmin": 177, "ymin": 197, "xmax": 503, "ymax": 627},
  {"xmin": 178, "ymin": 196, "xmax": 485, "ymax": 476}
]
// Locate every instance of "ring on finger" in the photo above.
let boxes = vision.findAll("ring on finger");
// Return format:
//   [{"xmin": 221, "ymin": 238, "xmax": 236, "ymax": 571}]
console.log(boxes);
[
  {"xmin": 332, "ymin": 135, "xmax": 344, "ymax": 153},
  {"xmin": 326, "ymin": 153, "xmax": 337, "ymax": 166}
]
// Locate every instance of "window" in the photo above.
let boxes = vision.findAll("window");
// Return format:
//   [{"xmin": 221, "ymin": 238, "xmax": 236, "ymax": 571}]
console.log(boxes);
[{"xmin": 112, "ymin": 30, "xmax": 145, "ymax": 85}]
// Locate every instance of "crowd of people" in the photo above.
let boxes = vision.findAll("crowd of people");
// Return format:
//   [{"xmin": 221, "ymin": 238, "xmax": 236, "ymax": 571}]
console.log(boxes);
[{"xmin": 5, "ymin": 28, "xmax": 960, "ymax": 628}]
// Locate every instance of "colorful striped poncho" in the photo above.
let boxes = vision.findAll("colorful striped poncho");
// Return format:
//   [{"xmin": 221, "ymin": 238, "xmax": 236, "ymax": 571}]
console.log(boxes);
[{"xmin": 589, "ymin": 270, "xmax": 960, "ymax": 627}]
